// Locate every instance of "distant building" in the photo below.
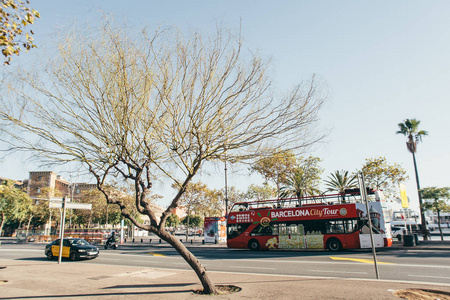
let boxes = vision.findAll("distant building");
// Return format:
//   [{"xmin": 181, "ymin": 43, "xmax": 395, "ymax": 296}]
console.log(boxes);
[
  {"xmin": 71, "ymin": 183, "xmax": 98, "ymax": 201},
  {"xmin": 172, "ymin": 207, "xmax": 187, "ymax": 219},
  {"xmin": 27, "ymin": 171, "xmax": 70, "ymax": 199}
]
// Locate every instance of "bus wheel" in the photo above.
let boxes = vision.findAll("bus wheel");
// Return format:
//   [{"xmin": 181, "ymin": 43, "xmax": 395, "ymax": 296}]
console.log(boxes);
[
  {"xmin": 326, "ymin": 238, "xmax": 342, "ymax": 252},
  {"xmin": 248, "ymin": 239, "xmax": 260, "ymax": 251}
]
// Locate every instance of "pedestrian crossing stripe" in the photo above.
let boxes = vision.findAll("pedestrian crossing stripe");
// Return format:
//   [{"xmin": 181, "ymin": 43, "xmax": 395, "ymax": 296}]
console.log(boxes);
[
  {"xmin": 330, "ymin": 257, "xmax": 395, "ymax": 264},
  {"xmin": 147, "ymin": 252, "xmax": 166, "ymax": 256}
]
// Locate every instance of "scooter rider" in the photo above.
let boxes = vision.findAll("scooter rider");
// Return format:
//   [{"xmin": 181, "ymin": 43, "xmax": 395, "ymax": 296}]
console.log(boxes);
[{"xmin": 106, "ymin": 231, "xmax": 116, "ymax": 247}]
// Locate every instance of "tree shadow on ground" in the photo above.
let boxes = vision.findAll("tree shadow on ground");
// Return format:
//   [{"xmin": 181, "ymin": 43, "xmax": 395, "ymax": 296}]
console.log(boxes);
[
  {"xmin": 104, "ymin": 283, "xmax": 196, "ymax": 289},
  {"xmin": 0, "ymin": 289, "xmax": 194, "ymax": 300}
]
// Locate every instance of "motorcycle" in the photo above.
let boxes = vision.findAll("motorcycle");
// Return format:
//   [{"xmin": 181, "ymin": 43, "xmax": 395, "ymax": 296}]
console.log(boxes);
[{"xmin": 104, "ymin": 237, "xmax": 118, "ymax": 250}]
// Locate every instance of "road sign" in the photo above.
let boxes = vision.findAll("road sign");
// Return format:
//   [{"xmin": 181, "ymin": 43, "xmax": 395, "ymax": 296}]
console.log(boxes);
[
  {"xmin": 49, "ymin": 202, "xmax": 91, "ymax": 210},
  {"xmin": 49, "ymin": 202, "xmax": 63, "ymax": 208},
  {"xmin": 50, "ymin": 197, "xmax": 71, "ymax": 202},
  {"xmin": 66, "ymin": 203, "xmax": 92, "ymax": 210}
]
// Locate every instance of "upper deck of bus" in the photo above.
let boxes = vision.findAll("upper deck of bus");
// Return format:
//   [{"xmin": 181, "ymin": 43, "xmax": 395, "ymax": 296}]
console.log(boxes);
[{"xmin": 229, "ymin": 189, "xmax": 383, "ymax": 214}]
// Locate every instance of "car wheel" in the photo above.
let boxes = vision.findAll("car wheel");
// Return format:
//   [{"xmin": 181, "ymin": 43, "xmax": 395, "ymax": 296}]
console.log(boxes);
[
  {"xmin": 46, "ymin": 251, "xmax": 53, "ymax": 260},
  {"xmin": 326, "ymin": 238, "xmax": 342, "ymax": 252},
  {"xmin": 248, "ymin": 239, "xmax": 260, "ymax": 251},
  {"xmin": 69, "ymin": 251, "xmax": 78, "ymax": 261}
]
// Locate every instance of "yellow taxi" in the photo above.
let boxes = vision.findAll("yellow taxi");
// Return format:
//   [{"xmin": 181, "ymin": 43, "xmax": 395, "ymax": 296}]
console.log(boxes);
[{"xmin": 45, "ymin": 238, "xmax": 99, "ymax": 261}]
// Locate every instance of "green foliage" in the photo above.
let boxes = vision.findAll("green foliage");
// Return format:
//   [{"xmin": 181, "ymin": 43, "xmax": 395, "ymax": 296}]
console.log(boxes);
[
  {"xmin": 1, "ymin": 0, "xmax": 40, "ymax": 64},
  {"xmin": 181, "ymin": 215, "xmax": 203, "ymax": 227},
  {"xmin": 217, "ymin": 186, "xmax": 246, "ymax": 212},
  {"xmin": 0, "ymin": 180, "xmax": 32, "ymax": 235},
  {"xmin": 251, "ymin": 149, "xmax": 297, "ymax": 195},
  {"xmin": 280, "ymin": 156, "xmax": 322, "ymax": 199},
  {"xmin": 324, "ymin": 170, "xmax": 357, "ymax": 194},
  {"xmin": 420, "ymin": 187, "xmax": 450, "ymax": 213},
  {"xmin": 420, "ymin": 187, "xmax": 450, "ymax": 240},
  {"xmin": 361, "ymin": 157, "xmax": 408, "ymax": 200},
  {"xmin": 244, "ymin": 183, "xmax": 274, "ymax": 201},
  {"xmin": 174, "ymin": 181, "xmax": 224, "ymax": 218},
  {"xmin": 165, "ymin": 214, "xmax": 180, "ymax": 227},
  {"xmin": 396, "ymin": 118, "xmax": 428, "ymax": 153},
  {"xmin": 72, "ymin": 186, "xmax": 144, "ymax": 227}
]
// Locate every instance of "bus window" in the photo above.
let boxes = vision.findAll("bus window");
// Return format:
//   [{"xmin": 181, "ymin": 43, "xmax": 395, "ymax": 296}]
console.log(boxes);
[
  {"xmin": 360, "ymin": 223, "xmax": 382, "ymax": 234},
  {"xmin": 326, "ymin": 220, "xmax": 345, "ymax": 234},
  {"xmin": 227, "ymin": 223, "xmax": 251, "ymax": 239},
  {"xmin": 279, "ymin": 223, "xmax": 297, "ymax": 235},
  {"xmin": 303, "ymin": 220, "xmax": 326, "ymax": 234},
  {"xmin": 251, "ymin": 224, "xmax": 276, "ymax": 236},
  {"xmin": 344, "ymin": 220, "xmax": 358, "ymax": 233}
]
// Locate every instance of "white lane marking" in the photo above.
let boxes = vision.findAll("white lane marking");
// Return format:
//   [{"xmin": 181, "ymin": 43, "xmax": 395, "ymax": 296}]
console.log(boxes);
[
  {"xmin": 308, "ymin": 270, "xmax": 367, "ymax": 274},
  {"xmin": 230, "ymin": 266, "xmax": 276, "ymax": 270},
  {"xmin": 408, "ymin": 274, "xmax": 450, "ymax": 279}
]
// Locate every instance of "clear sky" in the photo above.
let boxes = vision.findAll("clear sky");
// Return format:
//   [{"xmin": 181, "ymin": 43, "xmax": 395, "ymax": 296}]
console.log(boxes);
[{"xmin": 1, "ymin": 1, "xmax": 449, "ymax": 212}]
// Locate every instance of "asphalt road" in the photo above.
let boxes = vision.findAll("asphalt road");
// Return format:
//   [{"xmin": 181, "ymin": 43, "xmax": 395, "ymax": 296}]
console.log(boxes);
[{"xmin": 1, "ymin": 242, "xmax": 450, "ymax": 286}]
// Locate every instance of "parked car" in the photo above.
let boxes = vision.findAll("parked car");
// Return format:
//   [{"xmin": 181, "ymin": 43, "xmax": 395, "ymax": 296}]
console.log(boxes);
[
  {"xmin": 45, "ymin": 238, "xmax": 99, "ymax": 261},
  {"xmin": 391, "ymin": 226, "xmax": 406, "ymax": 240}
]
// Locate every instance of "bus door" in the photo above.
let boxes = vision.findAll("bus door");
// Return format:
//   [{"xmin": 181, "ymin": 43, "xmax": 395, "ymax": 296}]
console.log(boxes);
[
  {"xmin": 359, "ymin": 226, "xmax": 384, "ymax": 248},
  {"xmin": 51, "ymin": 239, "xmax": 71, "ymax": 257}
]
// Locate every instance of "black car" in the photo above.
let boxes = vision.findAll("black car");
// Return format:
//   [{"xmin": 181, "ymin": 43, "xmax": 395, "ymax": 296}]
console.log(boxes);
[{"xmin": 45, "ymin": 238, "xmax": 99, "ymax": 261}]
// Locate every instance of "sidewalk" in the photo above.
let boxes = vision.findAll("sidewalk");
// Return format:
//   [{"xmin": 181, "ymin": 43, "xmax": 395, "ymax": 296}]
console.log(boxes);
[{"xmin": 1, "ymin": 258, "xmax": 450, "ymax": 300}]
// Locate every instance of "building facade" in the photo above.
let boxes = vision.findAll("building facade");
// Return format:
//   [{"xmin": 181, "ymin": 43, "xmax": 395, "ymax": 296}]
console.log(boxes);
[{"xmin": 25, "ymin": 171, "xmax": 97, "ymax": 201}]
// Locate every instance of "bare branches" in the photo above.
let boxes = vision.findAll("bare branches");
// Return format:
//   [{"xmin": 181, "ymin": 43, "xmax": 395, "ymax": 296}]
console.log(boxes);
[{"xmin": 0, "ymin": 23, "xmax": 326, "ymax": 231}]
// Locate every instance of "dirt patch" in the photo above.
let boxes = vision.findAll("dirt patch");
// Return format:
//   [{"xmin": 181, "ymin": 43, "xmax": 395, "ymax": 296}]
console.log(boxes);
[
  {"xmin": 394, "ymin": 288, "xmax": 450, "ymax": 300},
  {"xmin": 194, "ymin": 285, "xmax": 242, "ymax": 295}
]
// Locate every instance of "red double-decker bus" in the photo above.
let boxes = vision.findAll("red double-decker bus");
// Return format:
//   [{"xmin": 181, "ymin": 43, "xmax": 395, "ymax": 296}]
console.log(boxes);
[{"xmin": 227, "ymin": 190, "xmax": 392, "ymax": 251}]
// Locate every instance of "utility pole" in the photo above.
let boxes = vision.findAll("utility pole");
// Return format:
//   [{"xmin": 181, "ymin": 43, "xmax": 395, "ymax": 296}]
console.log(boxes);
[
  {"xmin": 224, "ymin": 159, "xmax": 229, "ymax": 217},
  {"xmin": 358, "ymin": 172, "xmax": 380, "ymax": 279}
]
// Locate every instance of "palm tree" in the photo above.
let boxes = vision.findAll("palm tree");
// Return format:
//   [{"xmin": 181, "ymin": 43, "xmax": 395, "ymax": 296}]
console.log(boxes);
[
  {"xmin": 397, "ymin": 118, "xmax": 429, "ymax": 239},
  {"xmin": 324, "ymin": 170, "xmax": 358, "ymax": 203},
  {"xmin": 280, "ymin": 170, "xmax": 321, "ymax": 205}
]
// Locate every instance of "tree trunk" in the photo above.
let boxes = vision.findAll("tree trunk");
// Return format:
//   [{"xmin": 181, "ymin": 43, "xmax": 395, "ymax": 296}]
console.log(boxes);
[
  {"xmin": 186, "ymin": 209, "xmax": 190, "ymax": 242},
  {"xmin": 0, "ymin": 213, "xmax": 5, "ymax": 237},
  {"xmin": 412, "ymin": 152, "xmax": 428, "ymax": 240},
  {"xmin": 26, "ymin": 214, "xmax": 33, "ymax": 237},
  {"xmin": 158, "ymin": 229, "xmax": 217, "ymax": 294},
  {"xmin": 437, "ymin": 209, "xmax": 444, "ymax": 241}
]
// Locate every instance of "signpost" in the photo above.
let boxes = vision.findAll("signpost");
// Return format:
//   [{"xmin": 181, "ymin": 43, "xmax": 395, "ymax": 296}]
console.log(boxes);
[
  {"xmin": 49, "ymin": 197, "xmax": 92, "ymax": 264},
  {"xmin": 358, "ymin": 172, "xmax": 380, "ymax": 280}
]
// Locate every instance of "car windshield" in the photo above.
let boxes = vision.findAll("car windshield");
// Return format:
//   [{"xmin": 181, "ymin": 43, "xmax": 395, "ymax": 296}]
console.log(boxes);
[{"xmin": 70, "ymin": 239, "xmax": 90, "ymax": 246}]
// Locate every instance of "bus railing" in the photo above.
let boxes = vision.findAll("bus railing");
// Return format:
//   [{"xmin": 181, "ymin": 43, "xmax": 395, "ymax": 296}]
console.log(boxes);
[{"xmin": 231, "ymin": 190, "xmax": 380, "ymax": 212}]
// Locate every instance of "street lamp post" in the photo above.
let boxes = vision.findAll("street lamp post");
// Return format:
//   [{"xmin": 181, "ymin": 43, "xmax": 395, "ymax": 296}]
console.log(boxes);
[
  {"xmin": 224, "ymin": 159, "xmax": 229, "ymax": 217},
  {"xmin": 69, "ymin": 183, "xmax": 77, "ymax": 229}
]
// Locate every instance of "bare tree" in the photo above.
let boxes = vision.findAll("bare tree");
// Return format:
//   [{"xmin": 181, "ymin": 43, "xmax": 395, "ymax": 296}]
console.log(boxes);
[{"xmin": 0, "ymin": 22, "xmax": 325, "ymax": 294}]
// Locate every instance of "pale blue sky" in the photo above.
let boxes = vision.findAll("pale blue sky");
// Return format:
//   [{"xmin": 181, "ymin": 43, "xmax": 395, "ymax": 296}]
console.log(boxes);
[{"xmin": 1, "ymin": 1, "xmax": 449, "ymax": 211}]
